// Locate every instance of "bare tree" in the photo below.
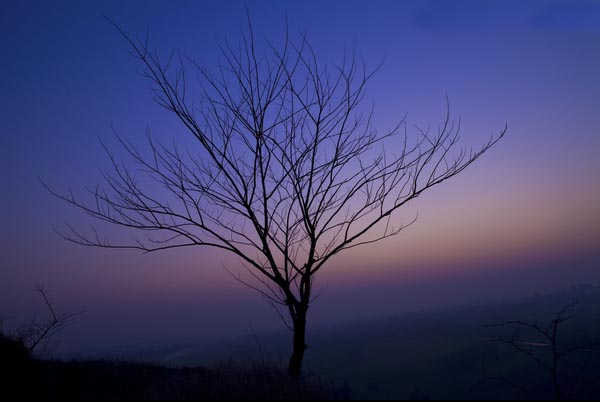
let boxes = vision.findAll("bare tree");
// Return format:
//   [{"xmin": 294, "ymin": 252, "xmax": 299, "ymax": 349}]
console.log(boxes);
[
  {"xmin": 2, "ymin": 285, "xmax": 83, "ymax": 358},
  {"xmin": 44, "ymin": 19, "xmax": 505, "ymax": 377},
  {"xmin": 472, "ymin": 303, "xmax": 600, "ymax": 399}
]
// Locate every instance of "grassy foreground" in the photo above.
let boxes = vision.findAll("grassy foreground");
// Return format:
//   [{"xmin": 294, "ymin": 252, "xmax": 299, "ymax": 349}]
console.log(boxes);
[{"xmin": 1, "ymin": 334, "xmax": 339, "ymax": 400}]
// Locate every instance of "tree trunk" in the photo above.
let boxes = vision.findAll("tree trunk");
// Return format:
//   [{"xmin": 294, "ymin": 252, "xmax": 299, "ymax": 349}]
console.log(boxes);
[{"xmin": 288, "ymin": 306, "xmax": 308, "ymax": 378}]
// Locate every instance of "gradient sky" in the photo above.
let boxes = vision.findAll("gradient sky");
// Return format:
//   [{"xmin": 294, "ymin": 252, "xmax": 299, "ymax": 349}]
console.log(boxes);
[{"xmin": 2, "ymin": 0, "xmax": 600, "ymax": 352}]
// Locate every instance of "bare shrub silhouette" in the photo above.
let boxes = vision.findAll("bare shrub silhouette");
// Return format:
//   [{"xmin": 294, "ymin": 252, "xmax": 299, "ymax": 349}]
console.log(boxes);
[
  {"xmin": 44, "ymin": 16, "xmax": 506, "ymax": 376},
  {"xmin": 1, "ymin": 285, "xmax": 83, "ymax": 399},
  {"xmin": 1, "ymin": 284, "xmax": 83, "ymax": 358},
  {"xmin": 473, "ymin": 303, "xmax": 600, "ymax": 399}
]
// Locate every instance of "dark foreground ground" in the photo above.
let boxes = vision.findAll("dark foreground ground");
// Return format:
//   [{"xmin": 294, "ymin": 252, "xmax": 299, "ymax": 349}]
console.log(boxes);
[{"xmin": 1, "ymin": 336, "xmax": 339, "ymax": 400}]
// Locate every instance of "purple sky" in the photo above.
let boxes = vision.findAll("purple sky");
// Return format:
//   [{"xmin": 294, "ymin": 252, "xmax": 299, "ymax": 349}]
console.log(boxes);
[{"xmin": 2, "ymin": 0, "xmax": 600, "ymax": 352}]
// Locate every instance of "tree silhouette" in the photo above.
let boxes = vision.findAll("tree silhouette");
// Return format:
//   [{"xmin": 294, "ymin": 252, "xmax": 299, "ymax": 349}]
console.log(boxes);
[
  {"xmin": 45, "ymin": 18, "xmax": 506, "ymax": 377},
  {"xmin": 473, "ymin": 303, "xmax": 600, "ymax": 399},
  {"xmin": 2, "ymin": 285, "xmax": 83, "ymax": 358}
]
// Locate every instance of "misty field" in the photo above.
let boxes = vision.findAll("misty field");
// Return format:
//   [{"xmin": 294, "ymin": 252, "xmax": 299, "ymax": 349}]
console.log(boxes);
[{"xmin": 54, "ymin": 288, "xmax": 600, "ymax": 400}]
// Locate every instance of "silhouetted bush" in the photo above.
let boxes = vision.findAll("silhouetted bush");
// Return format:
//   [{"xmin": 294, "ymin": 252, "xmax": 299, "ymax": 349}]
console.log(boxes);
[{"xmin": 0, "ymin": 333, "xmax": 40, "ymax": 399}]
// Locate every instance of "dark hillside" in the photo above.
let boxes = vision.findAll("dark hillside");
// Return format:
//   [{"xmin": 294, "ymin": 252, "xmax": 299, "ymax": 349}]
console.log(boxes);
[{"xmin": 0, "ymin": 335, "xmax": 337, "ymax": 400}]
